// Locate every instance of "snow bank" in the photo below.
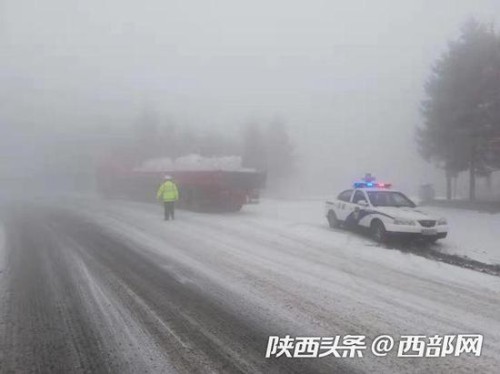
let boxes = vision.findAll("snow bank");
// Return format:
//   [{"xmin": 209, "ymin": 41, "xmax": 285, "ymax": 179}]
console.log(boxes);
[
  {"xmin": 255, "ymin": 197, "xmax": 500, "ymax": 266},
  {"xmin": 425, "ymin": 207, "xmax": 500, "ymax": 265},
  {"xmin": 136, "ymin": 154, "xmax": 251, "ymax": 172}
]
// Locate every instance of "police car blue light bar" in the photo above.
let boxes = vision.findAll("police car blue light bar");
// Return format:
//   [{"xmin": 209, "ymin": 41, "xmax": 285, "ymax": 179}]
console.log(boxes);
[
  {"xmin": 354, "ymin": 174, "xmax": 392, "ymax": 188},
  {"xmin": 354, "ymin": 182, "xmax": 392, "ymax": 188}
]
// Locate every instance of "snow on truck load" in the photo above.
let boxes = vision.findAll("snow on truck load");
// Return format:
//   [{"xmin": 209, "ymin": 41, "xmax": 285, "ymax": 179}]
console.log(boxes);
[
  {"xmin": 98, "ymin": 154, "xmax": 266, "ymax": 212},
  {"xmin": 136, "ymin": 154, "xmax": 249, "ymax": 172}
]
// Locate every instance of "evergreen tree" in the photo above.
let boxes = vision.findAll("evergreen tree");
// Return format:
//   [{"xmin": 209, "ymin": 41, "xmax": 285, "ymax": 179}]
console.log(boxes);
[
  {"xmin": 266, "ymin": 118, "xmax": 295, "ymax": 180},
  {"xmin": 177, "ymin": 125, "xmax": 200, "ymax": 157},
  {"xmin": 133, "ymin": 108, "xmax": 161, "ymax": 161},
  {"xmin": 159, "ymin": 116, "xmax": 179, "ymax": 158},
  {"xmin": 241, "ymin": 123, "xmax": 267, "ymax": 171},
  {"xmin": 198, "ymin": 130, "xmax": 238, "ymax": 157},
  {"xmin": 418, "ymin": 19, "xmax": 500, "ymax": 200}
]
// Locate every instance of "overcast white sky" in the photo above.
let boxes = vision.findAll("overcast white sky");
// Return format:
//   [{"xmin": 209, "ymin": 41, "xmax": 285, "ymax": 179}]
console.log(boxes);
[{"xmin": 1, "ymin": 0, "xmax": 500, "ymax": 193}]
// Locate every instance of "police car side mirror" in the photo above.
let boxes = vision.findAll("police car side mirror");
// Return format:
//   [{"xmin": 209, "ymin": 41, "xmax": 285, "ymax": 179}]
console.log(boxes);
[{"xmin": 358, "ymin": 200, "xmax": 369, "ymax": 207}]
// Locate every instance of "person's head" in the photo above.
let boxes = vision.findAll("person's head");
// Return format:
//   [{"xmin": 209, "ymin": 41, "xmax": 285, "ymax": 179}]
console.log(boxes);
[{"xmin": 164, "ymin": 174, "xmax": 172, "ymax": 181}]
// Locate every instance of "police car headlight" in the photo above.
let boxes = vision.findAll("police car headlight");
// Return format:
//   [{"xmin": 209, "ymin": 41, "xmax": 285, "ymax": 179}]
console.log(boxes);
[
  {"xmin": 437, "ymin": 217, "xmax": 447, "ymax": 225},
  {"xmin": 393, "ymin": 218, "xmax": 416, "ymax": 226}
]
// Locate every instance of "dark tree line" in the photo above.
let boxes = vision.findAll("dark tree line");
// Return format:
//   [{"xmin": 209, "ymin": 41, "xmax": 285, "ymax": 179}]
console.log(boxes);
[
  {"xmin": 418, "ymin": 19, "xmax": 500, "ymax": 201},
  {"xmin": 133, "ymin": 109, "xmax": 239, "ymax": 160},
  {"xmin": 241, "ymin": 119, "xmax": 295, "ymax": 186},
  {"xmin": 133, "ymin": 110, "xmax": 295, "ymax": 182}
]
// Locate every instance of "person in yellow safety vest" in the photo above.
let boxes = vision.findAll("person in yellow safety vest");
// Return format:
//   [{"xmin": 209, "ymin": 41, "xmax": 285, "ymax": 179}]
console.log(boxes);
[{"xmin": 156, "ymin": 175, "xmax": 179, "ymax": 220}]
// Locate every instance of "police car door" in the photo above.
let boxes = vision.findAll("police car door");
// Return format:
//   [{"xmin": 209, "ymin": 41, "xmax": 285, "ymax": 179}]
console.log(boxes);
[
  {"xmin": 335, "ymin": 189, "xmax": 354, "ymax": 221},
  {"xmin": 345, "ymin": 190, "xmax": 369, "ymax": 227}
]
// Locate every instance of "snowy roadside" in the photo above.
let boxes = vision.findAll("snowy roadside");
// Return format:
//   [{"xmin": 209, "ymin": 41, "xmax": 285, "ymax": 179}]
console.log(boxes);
[
  {"xmin": 79, "ymin": 196, "xmax": 500, "ymax": 266},
  {"xmin": 63, "ymin": 195, "xmax": 500, "ymax": 267},
  {"xmin": 68, "ymin": 197, "xmax": 500, "ymax": 372},
  {"xmin": 250, "ymin": 198, "xmax": 500, "ymax": 266},
  {"xmin": 0, "ymin": 221, "xmax": 8, "ymax": 326},
  {"xmin": 424, "ymin": 207, "xmax": 500, "ymax": 265},
  {"xmin": 0, "ymin": 222, "xmax": 6, "ymax": 278}
]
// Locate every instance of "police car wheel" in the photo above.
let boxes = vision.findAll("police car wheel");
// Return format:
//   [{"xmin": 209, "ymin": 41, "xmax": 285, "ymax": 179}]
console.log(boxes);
[
  {"xmin": 371, "ymin": 220, "xmax": 387, "ymax": 243},
  {"xmin": 327, "ymin": 211, "xmax": 340, "ymax": 229}
]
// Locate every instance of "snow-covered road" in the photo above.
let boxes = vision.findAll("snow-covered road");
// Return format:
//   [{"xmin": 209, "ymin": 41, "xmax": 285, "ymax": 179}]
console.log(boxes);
[{"xmin": 0, "ymin": 198, "xmax": 499, "ymax": 373}]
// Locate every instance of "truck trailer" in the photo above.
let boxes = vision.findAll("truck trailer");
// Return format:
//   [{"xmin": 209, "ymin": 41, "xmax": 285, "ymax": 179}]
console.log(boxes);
[{"xmin": 98, "ymin": 155, "xmax": 265, "ymax": 212}]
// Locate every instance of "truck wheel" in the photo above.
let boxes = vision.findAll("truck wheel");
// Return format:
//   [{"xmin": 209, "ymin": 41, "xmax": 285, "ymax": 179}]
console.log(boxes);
[
  {"xmin": 327, "ymin": 211, "xmax": 340, "ymax": 229},
  {"xmin": 371, "ymin": 220, "xmax": 387, "ymax": 243},
  {"xmin": 229, "ymin": 203, "xmax": 243, "ymax": 212}
]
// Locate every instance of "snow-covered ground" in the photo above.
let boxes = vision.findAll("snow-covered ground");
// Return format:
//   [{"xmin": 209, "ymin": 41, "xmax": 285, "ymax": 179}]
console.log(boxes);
[
  {"xmin": 3, "ymin": 196, "xmax": 499, "ymax": 372},
  {"xmin": 66, "ymin": 196, "xmax": 500, "ymax": 372},
  {"xmin": 0, "ymin": 222, "xmax": 6, "ymax": 277},
  {"xmin": 0, "ymin": 222, "xmax": 8, "ymax": 326},
  {"xmin": 424, "ymin": 207, "xmax": 500, "ymax": 265},
  {"xmin": 252, "ymin": 198, "xmax": 500, "ymax": 265}
]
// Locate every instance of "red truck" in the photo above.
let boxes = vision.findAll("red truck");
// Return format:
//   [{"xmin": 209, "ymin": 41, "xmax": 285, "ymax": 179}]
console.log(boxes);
[{"xmin": 97, "ymin": 155, "xmax": 265, "ymax": 212}]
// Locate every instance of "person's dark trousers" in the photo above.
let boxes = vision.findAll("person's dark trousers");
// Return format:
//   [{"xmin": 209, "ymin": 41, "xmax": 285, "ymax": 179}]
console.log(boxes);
[{"xmin": 164, "ymin": 202, "xmax": 175, "ymax": 220}]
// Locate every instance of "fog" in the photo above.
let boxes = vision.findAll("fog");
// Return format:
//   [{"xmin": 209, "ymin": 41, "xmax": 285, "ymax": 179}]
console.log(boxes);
[{"xmin": 1, "ymin": 0, "xmax": 500, "ymax": 198}]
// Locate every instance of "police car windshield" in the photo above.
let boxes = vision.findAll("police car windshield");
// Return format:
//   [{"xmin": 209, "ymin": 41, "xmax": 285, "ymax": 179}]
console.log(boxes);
[{"xmin": 366, "ymin": 191, "xmax": 416, "ymax": 208}]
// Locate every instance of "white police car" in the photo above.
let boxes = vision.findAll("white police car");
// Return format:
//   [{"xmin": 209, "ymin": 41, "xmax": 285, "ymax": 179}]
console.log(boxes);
[{"xmin": 325, "ymin": 180, "xmax": 448, "ymax": 243}]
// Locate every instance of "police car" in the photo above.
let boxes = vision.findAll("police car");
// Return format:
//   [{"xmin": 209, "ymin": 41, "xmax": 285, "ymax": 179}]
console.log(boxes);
[{"xmin": 325, "ymin": 178, "xmax": 448, "ymax": 243}]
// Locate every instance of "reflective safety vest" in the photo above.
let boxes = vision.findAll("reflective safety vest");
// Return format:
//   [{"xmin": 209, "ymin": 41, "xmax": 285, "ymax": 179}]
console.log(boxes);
[{"xmin": 157, "ymin": 180, "xmax": 179, "ymax": 202}]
